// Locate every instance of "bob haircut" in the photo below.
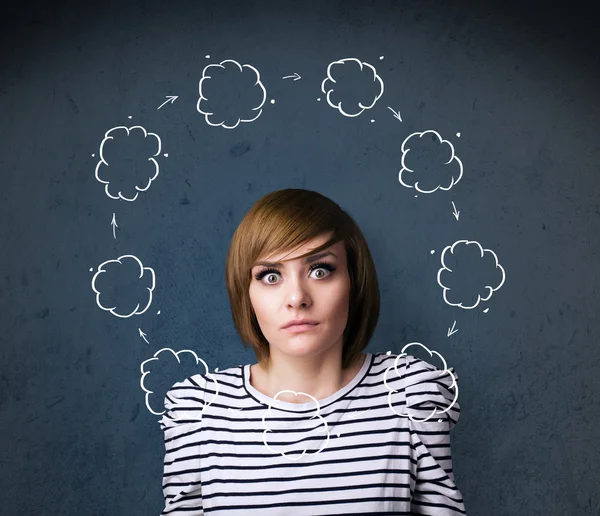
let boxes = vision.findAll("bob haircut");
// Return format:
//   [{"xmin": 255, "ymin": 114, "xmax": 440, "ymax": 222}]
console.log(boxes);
[{"xmin": 225, "ymin": 188, "xmax": 380, "ymax": 371}]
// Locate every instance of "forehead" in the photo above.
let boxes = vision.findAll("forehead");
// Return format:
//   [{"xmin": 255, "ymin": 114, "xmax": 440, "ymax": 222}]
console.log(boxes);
[{"xmin": 255, "ymin": 237, "xmax": 344, "ymax": 266}]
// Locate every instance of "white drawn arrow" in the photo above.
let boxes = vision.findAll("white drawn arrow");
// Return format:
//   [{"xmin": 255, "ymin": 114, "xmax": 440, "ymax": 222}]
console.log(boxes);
[
  {"xmin": 111, "ymin": 213, "xmax": 118, "ymax": 239},
  {"xmin": 447, "ymin": 320, "xmax": 459, "ymax": 337},
  {"xmin": 452, "ymin": 201, "xmax": 460, "ymax": 221},
  {"xmin": 157, "ymin": 95, "xmax": 178, "ymax": 110},
  {"xmin": 139, "ymin": 328, "xmax": 149, "ymax": 344},
  {"xmin": 387, "ymin": 106, "xmax": 402, "ymax": 122},
  {"xmin": 282, "ymin": 73, "xmax": 301, "ymax": 81}
]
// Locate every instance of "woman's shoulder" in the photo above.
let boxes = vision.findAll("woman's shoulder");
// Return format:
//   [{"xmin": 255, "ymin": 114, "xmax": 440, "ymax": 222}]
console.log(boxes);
[
  {"xmin": 372, "ymin": 349, "xmax": 458, "ymax": 375},
  {"xmin": 372, "ymin": 350, "xmax": 461, "ymax": 426},
  {"xmin": 168, "ymin": 371, "xmax": 210, "ymax": 398},
  {"xmin": 160, "ymin": 362, "xmax": 245, "ymax": 426},
  {"xmin": 160, "ymin": 373, "xmax": 209, "ymax": 430}
]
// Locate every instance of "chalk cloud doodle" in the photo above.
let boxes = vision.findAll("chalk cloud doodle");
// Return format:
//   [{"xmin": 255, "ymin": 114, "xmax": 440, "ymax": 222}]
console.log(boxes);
[
  {"xmin": 321, "ymin": 57, "xmax": 384, "ymax": 117},
  {"xmin": 141, "ymin": 348, "xmax": 219, "ymax": 417},
  {"xmin": 90, "ymin": 254, "xmax": 155, "ymax": 318},
  {"xmin": 197, "ymin": 59, "xmax": 267, "ymax": 129},
  {"xmin": 94, "ymin": 125, "xmax": 162, "ymax": 202},
  {"xmin": 261, "ymin": 391, "xmax": 330, "ymax": 461},
  {"xmin": 398, "ymin": 129, "xmax": 463, "ymax": 193},
  {"xmin": 437, "ymin": 239, "xmax": 506, "ymax": 309},
  {"xmin": 384, "ymin": 343, "xmax": 459, "ymax": 422}
]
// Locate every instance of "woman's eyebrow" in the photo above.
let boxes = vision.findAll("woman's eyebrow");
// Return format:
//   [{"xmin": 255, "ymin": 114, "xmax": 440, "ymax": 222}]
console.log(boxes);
[{"xmin": 254, "ymin": 251, "xmax": 337, "ymax": 268}]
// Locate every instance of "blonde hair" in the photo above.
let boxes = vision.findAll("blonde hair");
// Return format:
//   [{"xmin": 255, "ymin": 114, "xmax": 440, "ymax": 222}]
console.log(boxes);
[{"xmin": 225, "ymin": 189, "xmax": 380, "ymax": 370}]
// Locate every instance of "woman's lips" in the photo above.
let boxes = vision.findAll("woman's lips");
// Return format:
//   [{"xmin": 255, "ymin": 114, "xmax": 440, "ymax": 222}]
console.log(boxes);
[{"xmin": 283, "ymin": 323, "xmax": 319, "ymax": 333}]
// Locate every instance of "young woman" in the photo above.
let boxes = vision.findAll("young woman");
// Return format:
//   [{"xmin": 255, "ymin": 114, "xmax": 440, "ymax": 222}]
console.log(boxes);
[{"xmin": 160, "ymin": 188, "xmax": 466, "ymax": 515}]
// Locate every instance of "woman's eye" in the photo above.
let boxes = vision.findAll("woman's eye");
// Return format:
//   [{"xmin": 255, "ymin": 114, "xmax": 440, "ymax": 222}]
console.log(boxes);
[{"xmin": 255, "ymin": 263, "xmax": 335, "ymax": 284}]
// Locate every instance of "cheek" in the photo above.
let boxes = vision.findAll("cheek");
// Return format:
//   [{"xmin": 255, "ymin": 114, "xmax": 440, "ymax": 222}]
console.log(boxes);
[
  {"xmin": 324, "ymin": 289, "xmax": 350, "ymax": 318},
  {"xmin": 335, "ymin": 298, "xmax": 350, "ymax": 320},
  {"xmin": 249, "ymin": 290, "xmax": 275, "ymax": 324}
]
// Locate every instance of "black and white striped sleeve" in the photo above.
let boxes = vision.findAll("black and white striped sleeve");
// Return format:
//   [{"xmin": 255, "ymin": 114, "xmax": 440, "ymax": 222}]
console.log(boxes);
[
  {"xmin": 405, "ymin": 356, "xmax": 466, "ymax": 515},
  {"xmin": 159, "ymin": 376, "xmax": 206, "ymax": 515}
]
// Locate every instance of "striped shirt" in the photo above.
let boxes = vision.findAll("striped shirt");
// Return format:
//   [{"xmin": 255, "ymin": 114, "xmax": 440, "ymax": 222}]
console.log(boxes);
[{"xmin": 160, "ymin": 351, "xmax": 466, "ymax": 515}]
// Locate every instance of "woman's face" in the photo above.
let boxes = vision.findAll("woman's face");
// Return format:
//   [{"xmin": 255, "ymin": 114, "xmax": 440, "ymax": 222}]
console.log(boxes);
[{"xmin": 248, "ymin": 231, "xmax": 351, "ymax": 363}]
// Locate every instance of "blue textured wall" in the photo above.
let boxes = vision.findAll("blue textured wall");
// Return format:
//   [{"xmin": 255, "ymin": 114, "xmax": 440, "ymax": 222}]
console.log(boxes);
[{"xmin": 0, "ymin": 0, "xmax": 598, "ymax": 514}]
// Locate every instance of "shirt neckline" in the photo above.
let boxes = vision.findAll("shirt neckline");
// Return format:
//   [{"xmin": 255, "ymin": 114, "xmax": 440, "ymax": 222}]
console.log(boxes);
[{"xmin": 242, "ymin": 352, "xmax": 373, "ymax": 412}]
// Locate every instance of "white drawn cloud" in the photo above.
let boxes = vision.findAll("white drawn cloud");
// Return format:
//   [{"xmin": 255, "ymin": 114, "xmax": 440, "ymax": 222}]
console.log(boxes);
[
  {"xmin": 398, "ymin": 129, "xmax": 463, "ymax": 193},
  {"xmin": 321, "ymin": 57, "xmax": 384, "ymax": 117},
  {"xmin": 197, "ymin": 59, "xmax": 267, "ymax": 129},
  {"xmin": 140, "ymin": 348, "xmax": 219, "ymax": 417},
  {"xmin": 383, "ymin": 342, "xmax": 459, "ymax": 422},
  {"xmin": 437, "ymin": 239, "xmax": 506, "ymax": 309},
  {"xmin": 261, "ymin": 391, "xmax": 330, "ymax": 461},
  {"xmin": 90, "ymin": 254, "xmax": 155, "ymax": 318},
  {"xmin": 94, "ymin": 125, "xmax": 162, "ymax": 202}
]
